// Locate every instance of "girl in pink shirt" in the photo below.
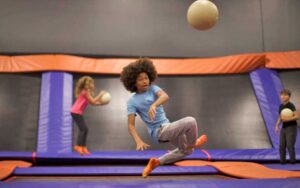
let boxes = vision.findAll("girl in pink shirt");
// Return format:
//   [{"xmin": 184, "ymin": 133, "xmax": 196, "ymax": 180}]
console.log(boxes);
[{"xmin": 71, "ymin": 76, "xmax": 107, "ymax": 155}]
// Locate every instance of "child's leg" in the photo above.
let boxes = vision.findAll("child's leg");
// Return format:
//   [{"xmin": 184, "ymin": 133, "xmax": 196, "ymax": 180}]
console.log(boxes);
[
  {"xmin": 142, "ymin": 158, "xmax": 160, "ymax": 178},
  {"xmin": 286, "ymin": 126, "xmax": 297, "ymax": 163},
  {"xmin": 73, "ymin": 115, "xmax": 88, "ymax": 146},
  {"xmin": 158, "ymin": 116, "xmax": 200, "ymax": 164},
  {"xmin": 142, "ymin": 117, "xmax": 201, "ymax": 178},
  {"xmin": 72, "ymin": 113, "xmax": 89, "ymax": 154},
  {"xmin": 158, "ymin": 148, "xmax": 191, "ymax": 164},
  {"xmin": 279, "ymin": 128, "xmax": 287, "ymax": 163}
]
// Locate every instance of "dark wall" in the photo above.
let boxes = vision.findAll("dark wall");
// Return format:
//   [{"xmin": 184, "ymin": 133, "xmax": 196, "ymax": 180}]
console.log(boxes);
[
  {"xmin": 0, "ymin": 0, "xmax": 299, "ymax": 57},
  {"xmin": 73, "ymin": 74, "xmax": 271, "ymax": 150},
  {"xmin": 262, "ymin": 0, "xmax": 300, "ymax": 52},
  {"xmin": 0, "ymin": 74, "xmax": 40, "ymax": 151}
]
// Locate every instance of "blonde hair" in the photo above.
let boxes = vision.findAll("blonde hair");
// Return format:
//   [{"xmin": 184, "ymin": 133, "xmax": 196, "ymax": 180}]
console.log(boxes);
[{"xmin": 74, "ymin": 76, "xmax": 94, "ymax": 97}]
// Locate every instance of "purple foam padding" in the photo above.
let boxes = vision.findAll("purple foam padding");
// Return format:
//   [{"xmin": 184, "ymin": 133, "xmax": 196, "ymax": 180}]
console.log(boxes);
[
  {"xmin": 0, "ymin": 152, "xmax": 33, "ymax": 161},
  {"xmin": 1, "ymin": 178, "xmax": 299, "ymax": 188},
  {"xmin": 1, "ymin": 149, "xmax": 299, "ymax": 163},
  {"xmin": 35, "ymin": 150, "xmax": 208, "ymax": 164},
  {"xmin": 37, "ymin": 72, "xmax": 73, "ymax": 154},
  {"xmin": 264, "ymin": 163, "xmax": 300, "ymax": 171},
  {"xmin": 13, "ymin": 166, "xmax": 218, "ymax": 176},
  {"xmin": 12, "ymin": 163, "xmax": 300, "ymax": 176},
  {"xmin": 207, "ymin": 149, "xmax": 279, "ymax": 161},
  {"xmin": 250, "ymin": 68, "xmax": 283, "ymax": 148},
  {"xmin": 190, "ymin": 148, "xmax": 294, "ymax": 161},
  {"xmin": 34, "ymin": 149, "xmax": 300, "ymax": 163}
]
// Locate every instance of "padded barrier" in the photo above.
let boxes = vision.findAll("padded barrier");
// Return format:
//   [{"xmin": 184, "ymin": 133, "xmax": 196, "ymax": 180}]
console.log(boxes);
[
  {"xmin": 266, "ymin": 51, "xmax": 300, "ymax": 69},
  {"xmin": 176, "ymin": 160, "xmax": 300, "ymax": 179},
  {"xmin": 1, "ymin": 149, "xmax": 300, "ymax": 163},
  {"xmin": 11, "ymin": 164, "xmax": 300, "ymax": 176},
  {"xmin": 204, "ymin": 149, "xmax": 280, "ymax": 161},
  {"xmin": 1, "ymin": 178, "xmax": 300, "ymax": 188},
  {"xmin": 37, "ymin": 72, "xmax": 73, "ymax": 154},
  {"xmin": 0, "ymin": 149, "xmax": 300, "ymax": 162},
  {"xmin": 265, "ymin": 163, "xmax": 300, "ymax": 171},
  {"xmin": 0, "ymin": 53, "xmax": 265, "ymax": 74},
  {"xmin": 0, "ymin": 161, "xmax": 32, "ymax": 181},
  {"xmin": 1, "ymin": 51, "xmax": 300, "ymax": 74},
  {"xmin": 29, "ymin": 149, "xmax": 300, "ymax": 164},
  {"xmin": 0, "ymin": 51, "xmax": 300, "ymax": 74},
  {"xmin": 250, "ymin": 68, "xmax": 283, "ymax": 148},
  {"xmin": 0, "ymin": 152, "xmax": 33, "ymax": 161},
  {"xmin": 13, "ymin": 166, "xmax": 218, "ymax": 176}
]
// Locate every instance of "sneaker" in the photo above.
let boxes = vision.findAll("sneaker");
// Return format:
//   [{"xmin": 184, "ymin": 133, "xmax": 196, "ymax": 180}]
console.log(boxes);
[
  {"xmin": 82, "ymin": 147, "xmax": 91, "ymax": 155},
  {"xmin": 194, "ymin": 134, "xmax": 208, "ymax": 148},
  {"xmin": 142, "ymin": 158, "xmax": 160, "ymax": 178},
  {"xmin": 74, "ymin": 145, "xmax": 84, "ymax": 156}
]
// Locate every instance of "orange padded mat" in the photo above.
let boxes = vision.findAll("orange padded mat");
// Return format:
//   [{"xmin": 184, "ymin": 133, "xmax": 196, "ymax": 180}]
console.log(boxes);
[
  {"xmin": 0, "ymin": 161, "xmax": 32, "ymax": 181},
  {"xmin": 175, "ymin": 160, "xmax": 300, "ymax": 179}
]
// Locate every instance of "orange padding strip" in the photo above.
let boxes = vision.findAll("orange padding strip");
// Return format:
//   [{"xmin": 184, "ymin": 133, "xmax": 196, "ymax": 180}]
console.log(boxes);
[
  {"xmin": 175, "ymin": 160, "xmax": 300, "ymax": 179},
  {"xmin": 266, "ymin": 50, "xmax": 300, "ymax": 69},
  {"xmin": 0, "ymin": 51, "xmax": 299, "ymax": 74},
  {"xmin": 0, "ymin": 161, "xmax": 32, "ymax": 181}
]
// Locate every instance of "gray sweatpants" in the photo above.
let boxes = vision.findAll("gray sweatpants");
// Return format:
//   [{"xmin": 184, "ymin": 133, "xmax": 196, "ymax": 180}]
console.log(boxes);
[
  {"xmin": 279, "ymin": 125, "xmax": 297, "ymax": 163},
  {"xmin": 157, "ymin": 116, "xmax": 198, "ymax": 164}
]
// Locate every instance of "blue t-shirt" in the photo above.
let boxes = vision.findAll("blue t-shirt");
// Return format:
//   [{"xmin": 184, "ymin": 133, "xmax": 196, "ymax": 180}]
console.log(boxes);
[{"xmin": 127, "ymin": 85, "xmax": 169, "ymax": 141}]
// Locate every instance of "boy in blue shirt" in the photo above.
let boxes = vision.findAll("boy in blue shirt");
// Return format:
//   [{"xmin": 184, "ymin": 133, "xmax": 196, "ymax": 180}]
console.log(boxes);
[
  {"xmin": 275, "ymin": 89, "xmax": 299, "ymax": 164},
  {"xmin": 120, "ymin": 58, "xmax": 207, "ymax": 177}
]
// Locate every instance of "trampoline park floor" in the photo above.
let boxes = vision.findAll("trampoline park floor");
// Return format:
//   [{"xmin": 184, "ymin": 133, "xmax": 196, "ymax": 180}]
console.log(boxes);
[
  {"xmin": 6, "ymin": 174, "xmax": 234, "ymax": 182},
  {"xmin": 1, "ymin": 162, "xmax": 300, "ymax": 188},
  {"xmin": 2, "ymin": 175, "xmax": 300, "ymax": 188},
  {"xmin": 1, "ymin": 150, "xmax": 300, "ymax": 187}
]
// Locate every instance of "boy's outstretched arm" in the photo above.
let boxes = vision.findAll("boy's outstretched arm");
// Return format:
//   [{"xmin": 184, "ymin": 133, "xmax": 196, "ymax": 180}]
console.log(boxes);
[{"xmin": 128, "ymin": 114, "xmax": 150, "ymax": 151}]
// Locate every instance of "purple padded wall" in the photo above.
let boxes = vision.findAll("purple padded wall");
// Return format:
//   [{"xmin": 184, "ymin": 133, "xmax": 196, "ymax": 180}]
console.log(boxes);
[
  {"xmin": 37, "ymin": 72, "xmax": 73, "ymax": 153},
  {"xmin": 250, "ymin": 68, "xmax": 283, "ymax": 148}
]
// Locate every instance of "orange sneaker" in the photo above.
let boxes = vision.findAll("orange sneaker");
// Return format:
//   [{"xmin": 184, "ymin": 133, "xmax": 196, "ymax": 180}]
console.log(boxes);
[
  {"xmin": 82, "ymin": 147, "xmax": 91, "ymax": 155},
  {"xmin": 74, "ymin": 145, "xmax": 84, "ymax": 156},
  {"xmin": 194, "ymin": 134, "xmax": 208, "ymax": 148},
  {"xmin": 142, "ymin": 158, "xmax": 160, "ymax": 178},
  {"xmin": 187, "ymin": 135, "xmax": 208, "ymax": 150}
]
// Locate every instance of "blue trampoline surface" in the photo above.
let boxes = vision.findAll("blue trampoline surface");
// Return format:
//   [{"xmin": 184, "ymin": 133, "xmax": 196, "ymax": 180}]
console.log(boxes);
[
  {"xmin": 1, "ymin": 178, "xmax": 300, "ymax": 188},
  {"xmin": 12, "ymin": 163, "xmax": 300, "ymax": 176}
]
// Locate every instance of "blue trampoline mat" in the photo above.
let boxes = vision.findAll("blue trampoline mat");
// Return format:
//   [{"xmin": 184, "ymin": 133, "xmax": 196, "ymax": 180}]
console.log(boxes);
[
  {"xmin": 14, "ymin": 166, "xmax": 218, "ymax": 176},
  {"xmin": 1, "ymin": 178, "xmax": 300, "ymax": 188},
  {"xmin": 1, "ymin": 149, "xmax": 300, "ymax": 164},
  {"xmin": 36, "ymin": 149, "xmax": 284, "ymax": 161},
  {"xmin": 0, "ymin": 152, "xmax": 33, "ymax": 160},
  {"xmin": 12, "ymin": 163, "xmax": 300, "ymax": 176}
]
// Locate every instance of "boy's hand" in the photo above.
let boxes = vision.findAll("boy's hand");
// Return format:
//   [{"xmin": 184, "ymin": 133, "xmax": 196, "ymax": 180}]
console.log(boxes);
[
  {"xmin": 148, "ymin": 104, "xmax": 157, "ymax": 122},
  {"xmin": 136, "ymin": 141, "xmax": 150, "ymax": 151}
]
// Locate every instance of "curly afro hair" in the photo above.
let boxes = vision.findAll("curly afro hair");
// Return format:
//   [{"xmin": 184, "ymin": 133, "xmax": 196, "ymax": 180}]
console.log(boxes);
[{"xmin": 120, "ymin": 58, "xmax": 157, "ymax": 92}]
